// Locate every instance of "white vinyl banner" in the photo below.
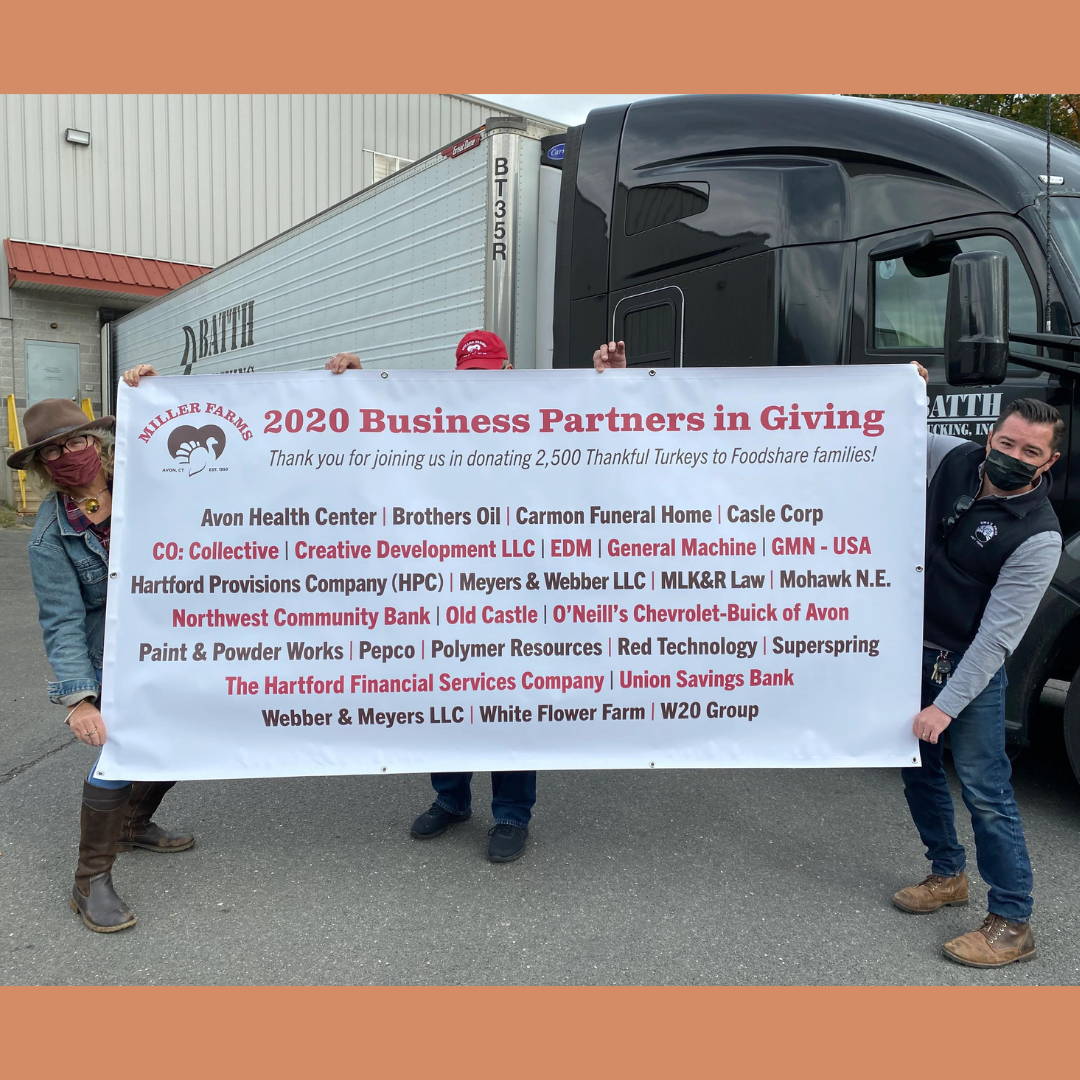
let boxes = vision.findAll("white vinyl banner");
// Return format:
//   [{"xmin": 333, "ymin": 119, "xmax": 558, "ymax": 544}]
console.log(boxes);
[{"xmin": 97, "ymin": 366, "xmax": 926, "ymax": 781}]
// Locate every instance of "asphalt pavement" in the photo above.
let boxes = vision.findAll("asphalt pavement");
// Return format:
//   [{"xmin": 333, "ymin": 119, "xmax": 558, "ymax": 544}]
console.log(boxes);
[{"xmin": 2, "ymin": 525, "xmax": 1078, "ymax": 986}]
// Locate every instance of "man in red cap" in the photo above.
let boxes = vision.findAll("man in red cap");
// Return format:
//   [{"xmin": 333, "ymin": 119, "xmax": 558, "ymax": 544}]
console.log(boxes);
[
  {"xmin": 453, "ymin": 330, "xmax": 513, "ymax": 371},
  {"xmin": 325, "ymin": 331, "xmax": 535, "ymax": 862},
  {"xmin": 325, "ymin": 330, "xmax": 514, "ymax": 374}
]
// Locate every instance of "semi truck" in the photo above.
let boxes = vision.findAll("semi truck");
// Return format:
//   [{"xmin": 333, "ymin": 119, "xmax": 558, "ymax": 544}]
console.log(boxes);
[{"xmin": 108, "ymin": 94, "xmax": 1080, "ymax": 781}]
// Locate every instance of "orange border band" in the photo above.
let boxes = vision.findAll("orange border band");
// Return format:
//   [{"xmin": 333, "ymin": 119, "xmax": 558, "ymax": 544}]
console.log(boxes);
[
  {"xmin": 2, "ymin": 2, "xmax": 1080, "ymax": 90},
  {"xmin": 5, "ymin": 987, "xmax": 1077, "ymax": 1074}
]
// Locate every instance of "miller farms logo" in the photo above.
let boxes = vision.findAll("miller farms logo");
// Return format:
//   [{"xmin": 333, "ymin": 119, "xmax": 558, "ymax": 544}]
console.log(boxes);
[{"xmin": 136, "ymin": 401, "xmax": 253, "ymax": 477}]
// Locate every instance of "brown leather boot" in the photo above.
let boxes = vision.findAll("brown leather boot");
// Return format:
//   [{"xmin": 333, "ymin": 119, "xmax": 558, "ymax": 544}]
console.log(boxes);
[
  {"xmin": 943, "ymin": 914, "xmax": 1036, "ymax": 967},
  {"xmin": 70, "ymin": 783, "xmax": 137, "ymax": 933},
  {"xmin": 117, "ymin": 781, "xmax": 195, "ymax": 853},
  {"xmin": 892, "ymin": 871, "xmax": 969, "ymax": 913}
]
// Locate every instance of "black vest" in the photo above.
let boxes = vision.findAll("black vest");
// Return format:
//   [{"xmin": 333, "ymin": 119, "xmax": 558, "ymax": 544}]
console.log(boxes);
[{"xmin": 924, "ymin": 442, "xmax": 1060, "ymax": 652}]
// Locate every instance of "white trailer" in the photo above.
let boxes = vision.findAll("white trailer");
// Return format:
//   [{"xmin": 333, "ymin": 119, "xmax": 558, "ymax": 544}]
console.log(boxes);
[{"xmin": 108, "ymin": 116, "xmax": 564, "ymax": 408}]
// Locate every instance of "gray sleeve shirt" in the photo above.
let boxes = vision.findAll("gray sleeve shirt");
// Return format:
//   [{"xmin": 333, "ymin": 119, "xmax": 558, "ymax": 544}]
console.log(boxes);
[{"xmin": 924, "ymin": 434, "xmax": 1061, "ymax": 717}]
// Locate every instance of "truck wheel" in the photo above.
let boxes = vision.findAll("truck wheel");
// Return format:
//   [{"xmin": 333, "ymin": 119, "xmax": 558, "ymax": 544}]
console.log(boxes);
[{"xmin": 1062, "ymin": 674, "xmax": 1080, "ymax": 786}]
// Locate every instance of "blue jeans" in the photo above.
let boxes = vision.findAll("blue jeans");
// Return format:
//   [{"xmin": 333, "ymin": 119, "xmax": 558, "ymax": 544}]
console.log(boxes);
[
  {"xmin": 901, "ymin": 647, "xmax": 1033, "ymax": 922},
  {"xmin": 431, "ymin": 771, "xmax": 536, "ymax": 828},
  {"xmin": 88, "ymin": 764, "xmax": 130, "ymax": 791}
]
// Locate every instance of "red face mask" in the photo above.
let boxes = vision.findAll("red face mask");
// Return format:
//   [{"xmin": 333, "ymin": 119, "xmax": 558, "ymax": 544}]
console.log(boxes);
[{"xmin": 44, "ymin": 445, "xmax": 103, "ymax": 489}]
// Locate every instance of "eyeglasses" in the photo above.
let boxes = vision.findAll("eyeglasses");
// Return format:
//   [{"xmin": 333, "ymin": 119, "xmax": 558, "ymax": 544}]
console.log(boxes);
[
  {"xmin": 939, "ymin": 494, "xmax": 974, "ymax": 539},
  {"xmin": 38, "ymin": 434, "xmax": 94, "ymax": 463}
]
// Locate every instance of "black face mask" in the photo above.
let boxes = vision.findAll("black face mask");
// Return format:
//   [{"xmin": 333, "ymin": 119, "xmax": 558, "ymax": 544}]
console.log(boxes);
[{"xmin": 984, "ymin": 448, "xmax": 1042, "ymax": 492}]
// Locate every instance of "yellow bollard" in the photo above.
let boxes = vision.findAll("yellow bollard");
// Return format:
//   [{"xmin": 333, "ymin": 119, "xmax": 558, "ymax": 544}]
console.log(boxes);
[{"xmin": 5, "ymin": 394, "xmax": 28, "ymax": 514}]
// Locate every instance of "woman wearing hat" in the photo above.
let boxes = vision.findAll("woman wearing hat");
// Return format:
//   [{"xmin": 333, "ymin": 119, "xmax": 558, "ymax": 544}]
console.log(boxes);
[{"xmin": 8, "ymin": 396, "xmax": 193, "ymax": 933}]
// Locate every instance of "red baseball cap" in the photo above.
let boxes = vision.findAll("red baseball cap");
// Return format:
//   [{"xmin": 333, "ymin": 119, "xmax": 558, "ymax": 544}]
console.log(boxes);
[{"xmin": 455, "ymin": 330, "xmax": 508, "ymax": 369}]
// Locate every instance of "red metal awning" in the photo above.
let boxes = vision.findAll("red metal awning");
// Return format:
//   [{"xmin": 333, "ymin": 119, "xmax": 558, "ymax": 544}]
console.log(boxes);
[{"xmin": 5, "ymin": 239, "xmax": 211, "ymax": 297}]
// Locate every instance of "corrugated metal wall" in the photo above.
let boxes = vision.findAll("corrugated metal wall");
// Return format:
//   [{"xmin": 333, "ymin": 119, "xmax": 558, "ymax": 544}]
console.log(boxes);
[
  {"xmin": 112, "ymin": 145, "xmax": 492, "ymax": 375},
  {"xmin": 0, "ymin": 94, "xmax": 501, "ymax": 269}
]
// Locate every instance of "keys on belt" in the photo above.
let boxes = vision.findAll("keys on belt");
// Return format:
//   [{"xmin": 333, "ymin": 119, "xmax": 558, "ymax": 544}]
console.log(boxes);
[{"xmin": 930, "ymin": 650, "xmax": 953, "ymax": 685}]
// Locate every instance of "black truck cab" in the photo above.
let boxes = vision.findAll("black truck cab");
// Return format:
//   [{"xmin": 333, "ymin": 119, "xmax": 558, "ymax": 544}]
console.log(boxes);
[{"xmin": 553, "ymin": 94, "xmax": 1080, "ymax": 778}]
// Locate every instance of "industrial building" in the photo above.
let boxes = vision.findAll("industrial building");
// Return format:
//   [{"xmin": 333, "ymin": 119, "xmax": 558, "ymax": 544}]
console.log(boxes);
[{"xmin": 1, "ymin": 93, "xmax": 538, "ymax": 506}]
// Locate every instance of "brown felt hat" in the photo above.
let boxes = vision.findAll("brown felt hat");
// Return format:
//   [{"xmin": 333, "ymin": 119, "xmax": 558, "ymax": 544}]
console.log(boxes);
[{"xmin": 7, "ymin": 398, "xmax": 115, "ymax": 470}]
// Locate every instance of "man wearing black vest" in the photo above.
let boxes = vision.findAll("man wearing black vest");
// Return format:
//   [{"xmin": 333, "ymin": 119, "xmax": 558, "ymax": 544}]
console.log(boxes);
[{"xmin": 893, "ymin": 388, "xmax": 1063, "ymax": 968}]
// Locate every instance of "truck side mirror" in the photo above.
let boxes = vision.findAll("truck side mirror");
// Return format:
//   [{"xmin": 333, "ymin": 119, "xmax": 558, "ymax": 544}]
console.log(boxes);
[{"xmin": 945, "ymin": 251, "xmax": 1009, "ymax": 386}]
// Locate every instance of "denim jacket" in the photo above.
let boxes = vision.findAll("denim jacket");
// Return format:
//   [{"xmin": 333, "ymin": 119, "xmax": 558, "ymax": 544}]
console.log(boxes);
[{"xmin": 28, "ymin": 493, "xmax": 110, "ymax": 704}]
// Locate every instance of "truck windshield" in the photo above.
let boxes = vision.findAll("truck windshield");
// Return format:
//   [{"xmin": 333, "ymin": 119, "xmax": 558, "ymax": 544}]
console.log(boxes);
[{"xmin": 1053, "ymin": 197, "xmax": 1080, "ymax": 299}]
